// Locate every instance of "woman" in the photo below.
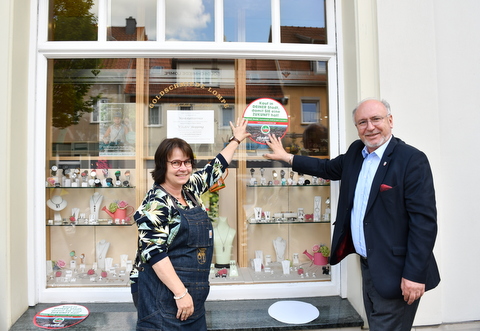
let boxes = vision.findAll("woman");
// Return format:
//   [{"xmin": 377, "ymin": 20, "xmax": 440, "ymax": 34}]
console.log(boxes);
[{"xmin": 131, "ymin": 118, "xmax": 249, "ymax": 330}]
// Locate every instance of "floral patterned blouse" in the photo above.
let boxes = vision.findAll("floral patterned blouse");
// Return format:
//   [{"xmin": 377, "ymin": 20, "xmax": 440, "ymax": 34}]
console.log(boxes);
[{"xmin": 130, "ymin": 154, "xmax": 228, "ymax": 292}]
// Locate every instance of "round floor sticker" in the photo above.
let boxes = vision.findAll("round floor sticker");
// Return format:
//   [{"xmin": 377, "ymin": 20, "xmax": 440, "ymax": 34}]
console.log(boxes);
[
  {"xmin": 243, "ymin": 98, "xmax": 289, "ymax": 145},
  {"xmin": 33, "ymin": 304, "xmax": 89, "ymax": 329}
]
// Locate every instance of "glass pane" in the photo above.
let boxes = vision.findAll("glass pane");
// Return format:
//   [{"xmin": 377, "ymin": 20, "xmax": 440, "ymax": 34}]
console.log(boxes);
[
  {"xmin": 47, "ymin": 58, "xmax": 139, "ymax": 288},
  {"xmin": 280, "ymin": 0, "xmax": 326, "ymax": 44},
  {"xmin": 46, "ymin": 57, "xmax": 331, "ymax": 287},
  {"xmin": 224, "ymin": 0, "xmax": 271, "ymax": 42},
  {"xmin": 108, "ymin": 0, "xmax": 157, "ymax": 41},
  {"xmin": 50, "ymin": 58, "xmax": 137, "ymax": 157},
  {"xmin": 48, "ymin": 0, "xmax": 98, "ymax": 41},
  {"xmin": 166, "ymin": 0, "xmax": 214, "ymax": 41}
]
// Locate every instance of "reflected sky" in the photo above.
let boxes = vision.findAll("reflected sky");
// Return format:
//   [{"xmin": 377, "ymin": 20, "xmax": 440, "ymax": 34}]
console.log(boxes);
[{"xmin": 101, "ymin": 0, "xmax": 324, "ymax": 42}]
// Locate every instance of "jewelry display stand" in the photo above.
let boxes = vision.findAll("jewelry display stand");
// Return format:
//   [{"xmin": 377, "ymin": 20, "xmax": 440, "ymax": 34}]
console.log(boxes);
[
  {"xmin": 213, "ymin": 217, "xmax": 236, "ymax": 268},
  {"xmin": 46, "ymin": 168, "xmax": 136, "ymax": 289},
  {"xmin": 47, "ymin": 195, "xmax": 68, "ymax": 223}
]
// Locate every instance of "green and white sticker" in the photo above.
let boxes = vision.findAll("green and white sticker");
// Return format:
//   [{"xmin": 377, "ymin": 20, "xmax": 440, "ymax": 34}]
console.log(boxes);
[
  {"xmin": 34, "ymin": 304, "xmax": 89, "ymax": 329},
  {"xmin": 243, "ymin": 98, "xmax": 289, "ymax": 145}
]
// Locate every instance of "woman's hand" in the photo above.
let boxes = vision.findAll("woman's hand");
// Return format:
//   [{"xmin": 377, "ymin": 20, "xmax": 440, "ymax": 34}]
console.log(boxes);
[
  {"xmin": 175, "ymin": 291, "xmax": 194, "ymax": 321},
  {"xmin": 221, "ymin": 118, "xmax": 251, "ymax": 164},
  {"xmin": 229, "ymin": 117, "xmax": 251, "ymax": 143},
  {"xmin": 263, "ymin": 134, "xmax": 291, "ymax": 163}
]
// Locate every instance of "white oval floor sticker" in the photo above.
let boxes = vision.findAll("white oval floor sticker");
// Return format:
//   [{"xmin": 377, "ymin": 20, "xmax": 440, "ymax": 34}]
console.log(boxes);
[{"xmin": 268, "ymin": 300, "xmax": 319, "ymax": 324}]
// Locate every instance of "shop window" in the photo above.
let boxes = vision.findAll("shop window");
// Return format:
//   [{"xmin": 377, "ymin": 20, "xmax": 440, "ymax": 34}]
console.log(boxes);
[{"xmin": 45, "ymin": 57, "xmax": 331, "ymax": 289}]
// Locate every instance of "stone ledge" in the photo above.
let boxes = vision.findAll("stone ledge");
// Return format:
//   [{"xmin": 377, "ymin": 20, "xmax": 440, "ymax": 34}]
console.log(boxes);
[{"xmin": 10, "ymin": 296, "xmax": 363, "ymax": 330}]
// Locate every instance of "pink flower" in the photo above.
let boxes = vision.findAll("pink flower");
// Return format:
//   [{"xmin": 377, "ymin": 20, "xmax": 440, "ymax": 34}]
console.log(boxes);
[
  {"xmin": 312, "ymin": 244, "xmax": 320, "ymax": 253},
  {"xmin": 117, "ymin": 200, "xmax": 128, "ymax": 209},
  {"xmin": 56, "ymin": 259, "xmax": 66, "ymax": 269}
]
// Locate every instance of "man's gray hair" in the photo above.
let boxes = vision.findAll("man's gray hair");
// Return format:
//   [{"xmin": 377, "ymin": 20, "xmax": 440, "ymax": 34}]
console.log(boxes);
[{"xmin": 352, "ymin": 98, "xmax": 391, "ymax": 123}]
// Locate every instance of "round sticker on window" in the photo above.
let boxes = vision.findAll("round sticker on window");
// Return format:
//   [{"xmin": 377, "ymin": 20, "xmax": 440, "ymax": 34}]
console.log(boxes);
[{"xmin": 243, "ymin": 98, "xmax": 289, "ymax": 145}]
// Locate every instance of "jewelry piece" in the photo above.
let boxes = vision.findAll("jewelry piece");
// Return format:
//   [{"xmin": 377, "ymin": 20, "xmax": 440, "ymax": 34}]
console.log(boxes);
[
  {"xmin": 91, "ymin": 194, "xmax": 103, "ymax": 212},
  {"xmin": 250, "ymin": 168, "xmax": 256, "ymax": 185},
  {"xmin": 50, "ymin": 196, "xmax": 64, "ymax": 209},
  {"xmin": 272, "ymin": 170, "xmax": 279, "ymax": 185},
  {"xmin": 260, "ymin": 168, "xmax": 266, "ymax": 186},
  {"xmin": 218, "ymin": 227, "xmax": 230, "ymax": 252},
  {"xmin": 280, "ymin": 170, "xmax": 286, "ymax": 185},
  {"xmin": 173, "ymin": 288, "xmax": 188, "ymax": 300}
]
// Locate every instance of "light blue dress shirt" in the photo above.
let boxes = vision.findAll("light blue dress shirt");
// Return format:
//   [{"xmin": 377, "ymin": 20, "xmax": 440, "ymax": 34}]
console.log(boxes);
[{"xmin": 351, "ymin": 137, "xmax": 391, "ymax": 257}]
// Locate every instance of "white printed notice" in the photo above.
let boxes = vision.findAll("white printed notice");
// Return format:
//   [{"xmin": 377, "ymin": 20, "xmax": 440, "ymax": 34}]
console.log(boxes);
[
  {"xmin": 243, "ymin": 98, "xmax": 289, "ymax": 145},
  {"xmin": 167, "ymin": 110, "xmax": 215, "ymax": 144}
]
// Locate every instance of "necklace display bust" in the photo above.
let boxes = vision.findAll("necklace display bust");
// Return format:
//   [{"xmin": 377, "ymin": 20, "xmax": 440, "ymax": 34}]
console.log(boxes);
[
  {"xmin": 90, "ymin": 192, "xmax": 103, "ymax": 221},
  {"xmin": 273, "ymin": 236, "xmax": 287, "ymax": 262},
  {"xmin": 213, "ymin": 217, "xmax": 236, "ymax": 268},
  {"xmin": 96, "ymin": 240, "xmax": 110, "ymax": 269},
  {"xmin": 46, "ymin": 195, "xmax": 68, "ymax": 222}
]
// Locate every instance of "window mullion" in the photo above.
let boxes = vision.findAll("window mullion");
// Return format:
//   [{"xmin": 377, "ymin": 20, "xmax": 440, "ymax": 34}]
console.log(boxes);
[
  {"xmin": 97, "ymin": 0, "xmax": 107, "ymax": 42},
  {"xmin": 271, "ymin": 0, "xmax": 281, "ymax": 43}
]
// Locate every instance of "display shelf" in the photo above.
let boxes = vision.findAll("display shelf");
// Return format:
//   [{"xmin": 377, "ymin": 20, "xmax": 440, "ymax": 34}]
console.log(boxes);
[
  {"xmin": 46, "ymin": 186, "xmax": 135, "ymax": 189},
  {"xmin": 248, "ymin": 220, "xmax": 330, "ymax": 224},
  {"xmin": 46, "ymin": 265, "xmax": 131, "ymax": 288},
  {"xmin": 210, "ymin": 262, "xmax": 330, "ymax": 285},
  {"xmin": 46, "ymin": 223, "xmax": 134, "ymax": 227},
  {"xmin": 246, "ymin": 184, "xmax": 330, "ymax": 188}
]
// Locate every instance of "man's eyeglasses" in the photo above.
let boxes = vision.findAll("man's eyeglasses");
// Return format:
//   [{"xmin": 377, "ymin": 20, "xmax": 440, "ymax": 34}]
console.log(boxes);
[
  {"xmin": 355, "ymin": 115, "xmax": 390, "ymax": 129},
  {"xmin": 168, "ymin": 159, "xmax": 193, "ymax": 169}
]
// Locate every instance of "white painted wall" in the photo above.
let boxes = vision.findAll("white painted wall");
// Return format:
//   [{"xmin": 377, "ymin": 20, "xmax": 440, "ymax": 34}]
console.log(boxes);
[
  {"xmin": 374, "ymin": 0, "xmax": 480, "ymax": 326},
  {"xmin": 0, "ymin": 0, "xmax": 31, "ymax": 329}
]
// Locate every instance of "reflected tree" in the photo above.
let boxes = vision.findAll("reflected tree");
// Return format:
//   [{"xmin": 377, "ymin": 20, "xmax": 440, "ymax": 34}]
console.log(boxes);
[{"xmin": 51, "ymin": 0, "xmax": 101, "ymax": 128}]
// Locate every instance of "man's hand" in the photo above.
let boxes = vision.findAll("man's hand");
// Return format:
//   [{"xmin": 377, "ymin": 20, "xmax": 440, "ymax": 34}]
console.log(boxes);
[
  {"xmin": 263, "ymin": 134, "xmax": 290, "ymax": 163},
  {"xmin": 401, "ymin": 278, "xmax": 425, "ymax": 305}
]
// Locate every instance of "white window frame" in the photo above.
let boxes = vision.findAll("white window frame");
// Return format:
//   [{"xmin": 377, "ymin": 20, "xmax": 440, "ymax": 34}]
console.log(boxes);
[
  {"xmin": 301, "ymin": 98, "xmax": 320, "ymax": 124},
  {"xmin": 220, "ymin": 105, "xmax": 235, "ymax": 128},
  {"xmin": 91, "ymin": 98, "xmax": 109, "ymax": 123},
  {"xmin": 30, "ymin": 0, "xmax": 342, "ymax": 304}
]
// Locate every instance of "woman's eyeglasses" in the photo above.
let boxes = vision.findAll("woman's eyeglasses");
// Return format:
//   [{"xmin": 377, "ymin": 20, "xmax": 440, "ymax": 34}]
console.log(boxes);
[{"xmin": 168, "ymin": 159, "xmax": 193, "ymax": 169}]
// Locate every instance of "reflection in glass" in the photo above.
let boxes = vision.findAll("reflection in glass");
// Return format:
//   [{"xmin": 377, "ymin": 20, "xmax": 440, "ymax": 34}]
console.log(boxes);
[
  {"xmin": 280, "ymin": 0, "xmax": 326, "ymax": 44},
  {"xmin": 49, "ymin": 0, "xmax": 98, "ymax": 41},
  {"xmin": 224, "ymin": 0, "xmax": 271, "ymax": 42},
  {"xmin": 166, "ymin": 0, "xmax": 214, "ymax": 41},
  {"xmin": 50, "ymin": 59, "xmax": 136, "ymax": 157},
  {"xmin": 108, "ymin": 0, "xmax": 156, "ymax": 41},
  {"xmin": 48, "ymin": 57, "xmax": 328, "ymax": 158}
]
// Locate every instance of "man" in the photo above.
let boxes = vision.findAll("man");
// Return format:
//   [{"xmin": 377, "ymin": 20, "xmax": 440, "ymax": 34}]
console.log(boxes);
[{"xmin": 264, "ymin": 98, "xmax": 440, "ymax": 331}]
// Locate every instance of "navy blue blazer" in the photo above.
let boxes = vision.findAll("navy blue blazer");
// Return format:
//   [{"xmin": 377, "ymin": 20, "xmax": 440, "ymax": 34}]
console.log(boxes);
[{"xmin": 293, "ymin": 136, "xmax": 440, "ymax": 299}]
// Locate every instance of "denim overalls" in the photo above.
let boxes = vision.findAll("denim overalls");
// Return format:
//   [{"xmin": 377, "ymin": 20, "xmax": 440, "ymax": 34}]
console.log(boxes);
[{"xmin": 136, "ymin": 191, "xmax": 213, "ymax": 331}]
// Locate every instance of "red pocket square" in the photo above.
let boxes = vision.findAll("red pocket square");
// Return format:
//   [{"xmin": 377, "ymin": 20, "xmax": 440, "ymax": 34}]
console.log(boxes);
[{"xmin": 380, "ymin": 184, "xmax": 393, "ymax": 192}]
